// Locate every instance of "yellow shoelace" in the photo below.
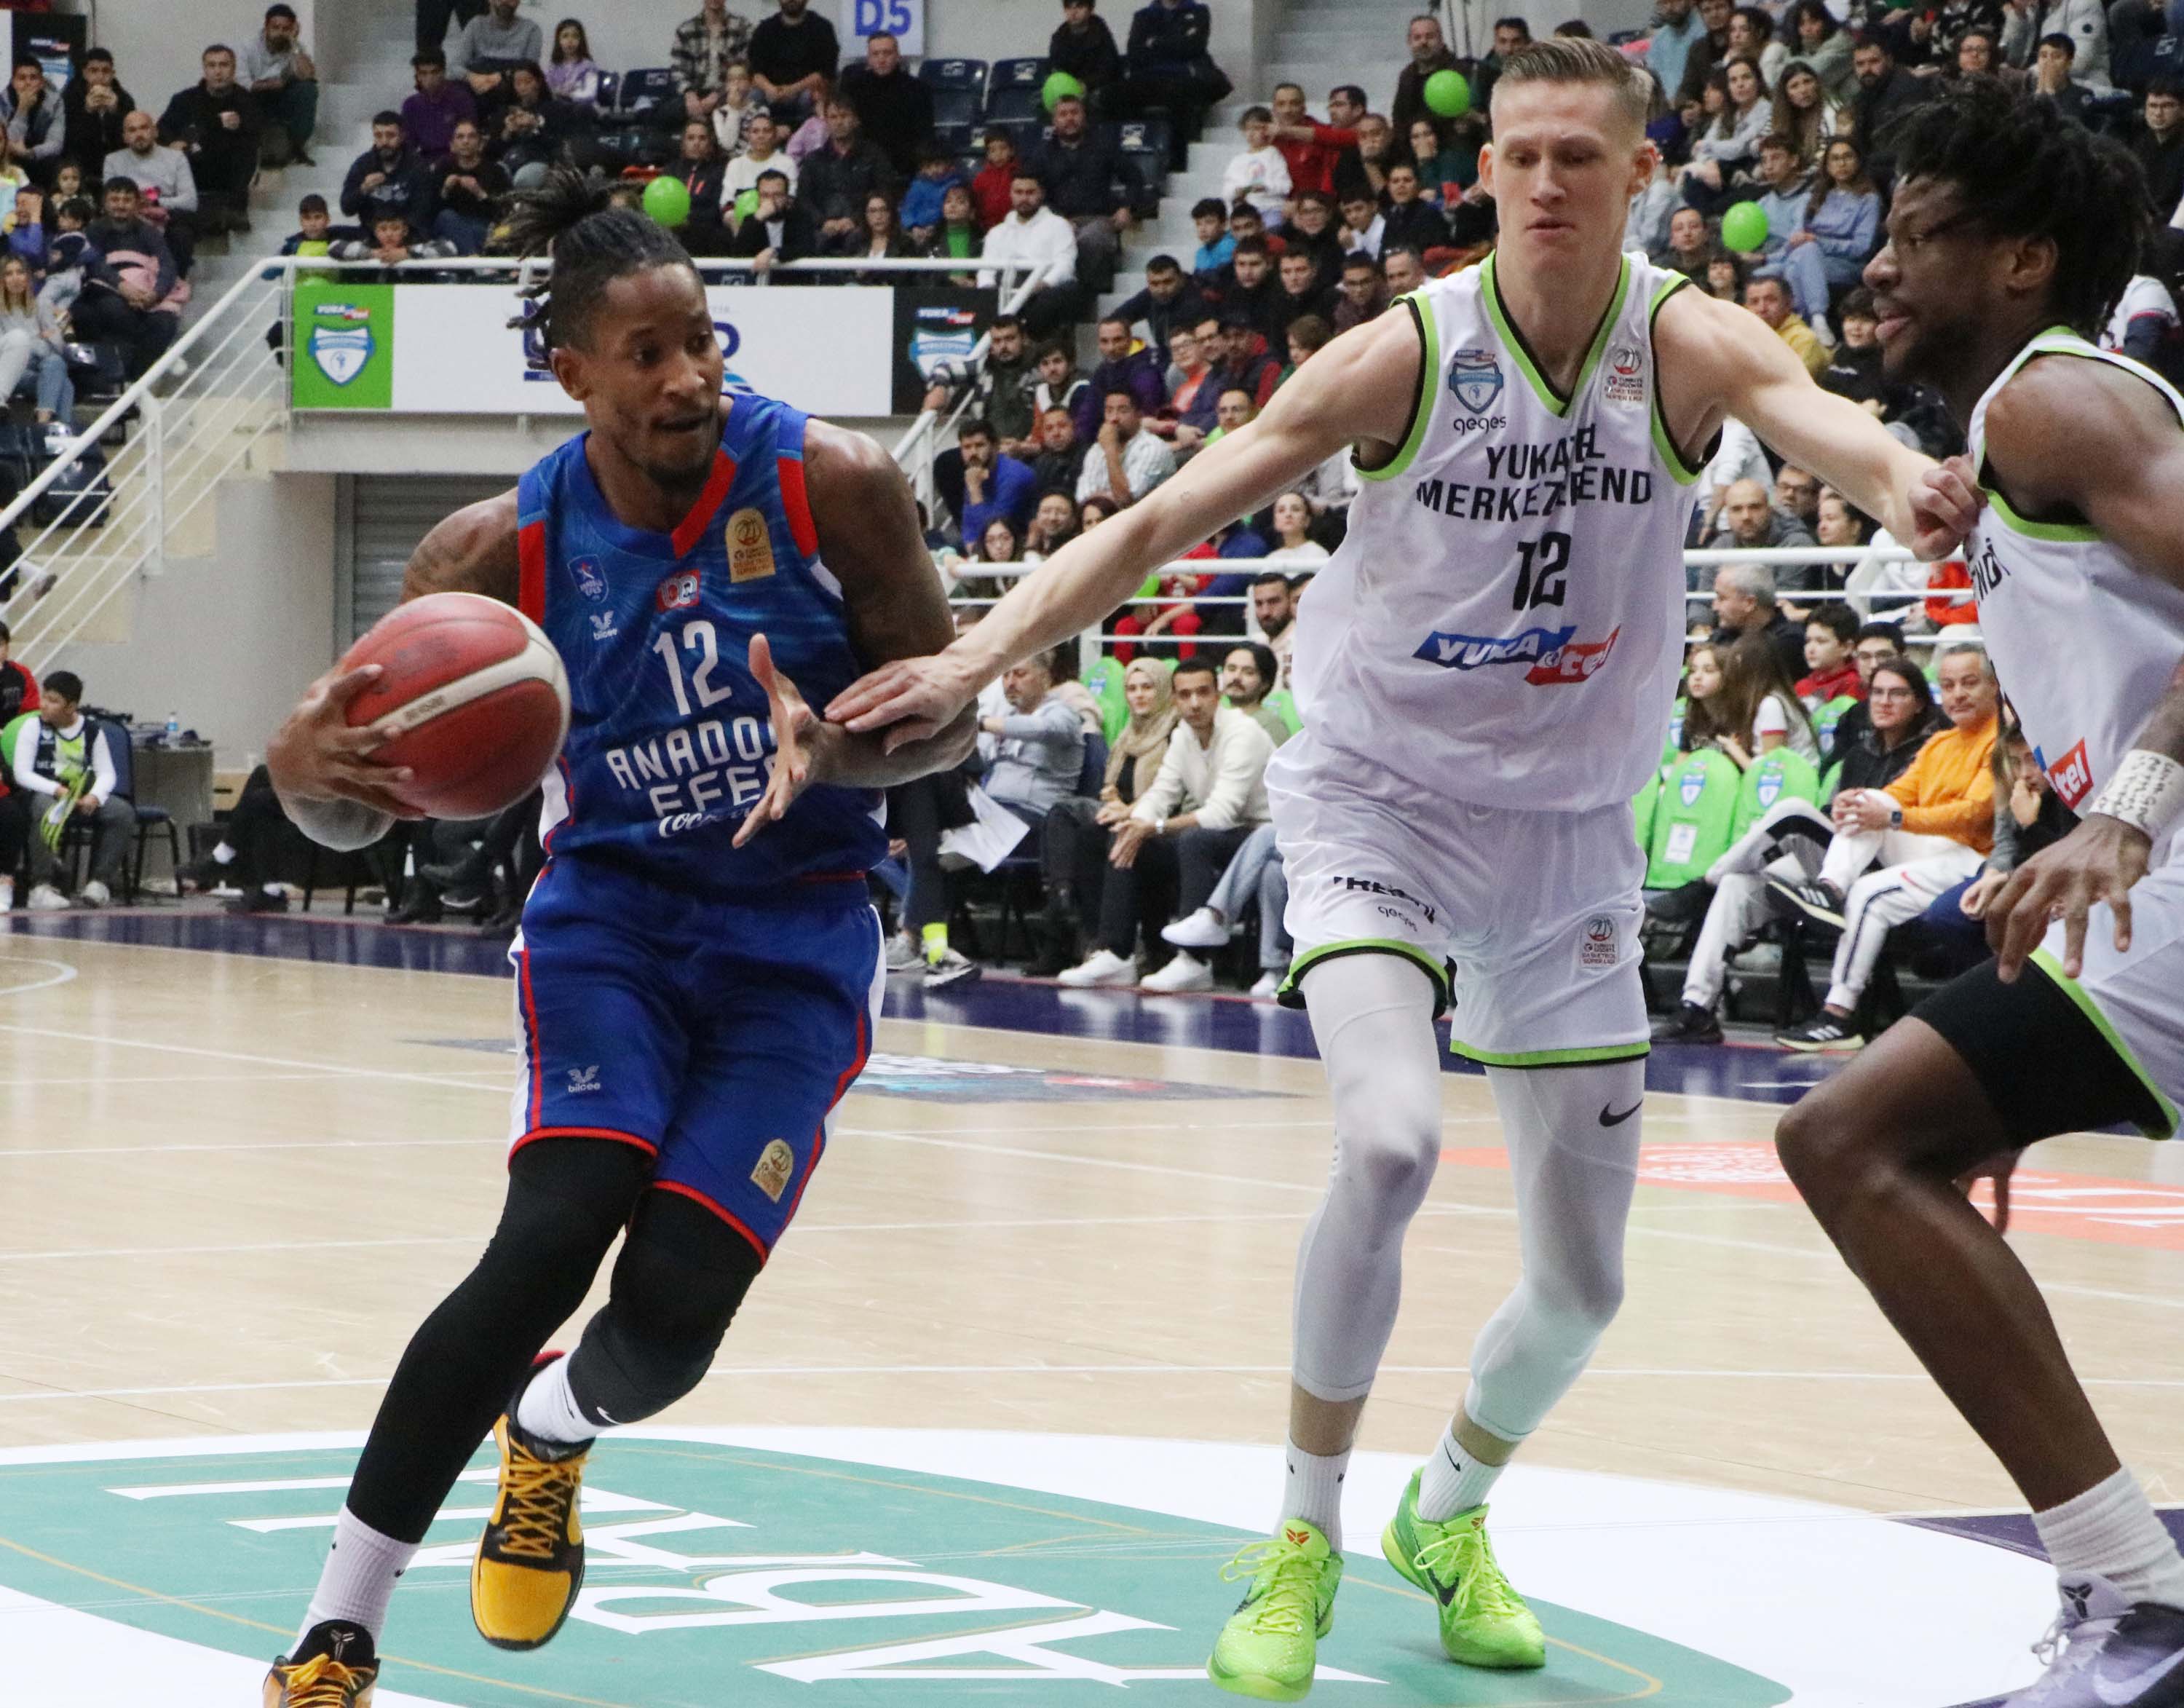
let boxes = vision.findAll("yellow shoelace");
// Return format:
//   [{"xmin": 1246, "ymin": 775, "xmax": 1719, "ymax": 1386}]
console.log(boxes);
[
  {"xmin": 278, "ymin": 1653, "xmax": 371, "ymax": 1707},
  {"xmin": 1219, "ymin": 1539, "xmax": 1324, "ymax": 1637},
  {"xmin": 1414, "ymin": 1524, "xmax": 1528, "ymax": 1621},
  {"xmin": 495, "ymin": 1444, "xmax": 585, "ymax": 1560}
]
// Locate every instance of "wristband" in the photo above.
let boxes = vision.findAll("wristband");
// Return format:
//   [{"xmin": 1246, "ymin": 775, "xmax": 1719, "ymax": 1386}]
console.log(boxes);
[
  {"xmin": 1155, "ymin": 817, "xmax": 1168, "ymax": 837},
  {"xmin": 1887, "ymin": 802, "xmax": 1902, "ymax": 829},
  {"xmin": 2088, "ymin": 748, "xmax": 2184, "ymax": 842}
]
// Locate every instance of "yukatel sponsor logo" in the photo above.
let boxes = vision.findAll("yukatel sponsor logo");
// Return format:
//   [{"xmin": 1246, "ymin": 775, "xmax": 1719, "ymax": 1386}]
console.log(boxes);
[
  {"xmin": 1413, "ymin": 625, "xmax": 1574, "ymax": 671},
  {"xmin": 1524, "ymin": 626, "xmax": 1621, "ymax": 686},
  {"xmin": 2041, "ymin": 738, "xmax": 2094, "ymax": 808}
]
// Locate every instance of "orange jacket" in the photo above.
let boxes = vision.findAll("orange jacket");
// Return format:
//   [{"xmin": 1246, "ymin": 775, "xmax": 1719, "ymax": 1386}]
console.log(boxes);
[{"xmin": 1884, "ymin": 713, "xmax": 1998, "ymax": 853}]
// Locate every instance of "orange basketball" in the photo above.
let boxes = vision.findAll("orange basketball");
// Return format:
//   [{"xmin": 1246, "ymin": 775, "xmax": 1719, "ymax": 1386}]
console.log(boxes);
[{"xmin": 339, "ymin": 592, "xmax": 571, "ymax": 821}]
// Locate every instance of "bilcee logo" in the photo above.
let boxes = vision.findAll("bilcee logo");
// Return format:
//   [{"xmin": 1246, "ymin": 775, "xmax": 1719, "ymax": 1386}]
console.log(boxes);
[
  {"xmin": 590, "ymin": 610, "xmax": 619, "ymax": 642},
  {"xmin": 1414, "ymin": 625, "xmax": 1574, "ymax": 671},
  {"xmin": 1448, "ymin": 347, "xmax": 1505, "ymax": 414},
  {"xmin": 307, "ymin": 308, "xmax": 374, "ymax": 387},
  {"xmin": 566, "ymin": 1064, "xmax": 601, "ymax": 1095}
]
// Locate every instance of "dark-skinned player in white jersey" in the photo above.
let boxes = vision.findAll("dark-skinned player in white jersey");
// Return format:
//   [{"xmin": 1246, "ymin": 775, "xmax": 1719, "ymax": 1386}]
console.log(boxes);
[
  {"xmin": 1777, "ymin": 82, "xmax": 2184, "ymax": 1708},
  {"xmin": 828, "ymin": 39, "xmax": 1979, "ymax": 1701}
]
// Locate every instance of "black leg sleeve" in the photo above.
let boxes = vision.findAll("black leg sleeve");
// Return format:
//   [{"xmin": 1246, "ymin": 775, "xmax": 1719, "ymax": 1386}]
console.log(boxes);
[
  {"xmin": 343, "ymin": 1139, "xmax": 652, "ymax": 1543},
  {"xmin": 561, "ymin": 1190, "xmax": 764, "ymax": 1428}
]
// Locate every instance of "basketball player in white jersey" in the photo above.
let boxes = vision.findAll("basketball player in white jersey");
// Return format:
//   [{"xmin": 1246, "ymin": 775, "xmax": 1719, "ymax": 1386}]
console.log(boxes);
[
  {"xmin": 831, "ymin": 39, "xmax": 1976, "ymax": 1699},
  {"xmin": 1779, "ymin": 84, "xmax": 2184, "ymax": 1708}
]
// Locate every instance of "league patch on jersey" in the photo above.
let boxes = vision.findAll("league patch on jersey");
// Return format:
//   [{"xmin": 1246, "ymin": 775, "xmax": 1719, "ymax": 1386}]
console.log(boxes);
[
  {"xmin": 1447, "ymin": 347, "xmax": 1506, "ymax": 414},
  {"xmin": 657, "ymin": 567, "xmax": 703, "ymax": 613},
  {"xmin": 1413, "ymin": 625, "xmax": 1574, "ymax": 671},
  {"xmin": 571, "ymin": 557, "xmax": 607, "ymax": 603},
  {"xmin": 1605, "ymin": 344, "xmax": 1645, "ymax": 406},
  {"xmin": 750, "ymin": 1138, "xmax": 796, "ymax": 1203},
  {"xmin": 728, "ymin": 507, "xmax": 777, "ymax": 583},
  {"xmin": 1578, "ymin": 914, "xmax": 1621, "ymax": 971}
]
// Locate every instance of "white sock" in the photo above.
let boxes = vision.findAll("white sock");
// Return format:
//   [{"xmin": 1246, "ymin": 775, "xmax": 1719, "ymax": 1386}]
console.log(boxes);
[
  {"xmin": 1417, "ymin": 1420, "xmax": 1508, "ymax": 1522},
  {"xmin": 2034, "ymin": 1466, "xmax": 2184, "ymax": 1611},
  {"xmin": 515, "ymin": 1354, "xmax": 597, "ymax": 1447},
  {"xmin": 212, "ymin": 843, "xmax": 236, "ymax": 863},
  {"xmin": 299, "ymin": 1506, "xmax": 417, "ymax": 1648},
  {"xmin": 1278, "ymin": 1439, "xmax": 1348, "ymax": 1554}
]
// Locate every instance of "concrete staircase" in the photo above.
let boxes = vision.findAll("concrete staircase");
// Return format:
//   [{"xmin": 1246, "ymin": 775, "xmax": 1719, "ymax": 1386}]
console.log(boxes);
[
  {"xmin": 1095, "ymin": 0, "xmax": 1420, "ymax": 338},
  {"xmin": 188, "ymin": 0, "xmax": 419, "ymax": 307}
]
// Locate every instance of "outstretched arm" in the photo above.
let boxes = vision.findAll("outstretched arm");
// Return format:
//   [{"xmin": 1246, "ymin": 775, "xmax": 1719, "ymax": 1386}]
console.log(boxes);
[
  {"xmin": 1977, "ymin": 357, "xmax": 2184, "ymax": 979},
  {"xmin": 826, "ymin": 303, "xmax": 1425, "ymax": 746},
  {"xmin": 733, "ymin": 421, "xmax": 978, "ymax": 846},
  {"xmin": 267, "ymin": 491, "xmax": 520, "ymax": 848},
  {"xmin": 1654, "ymin": 287, "xmax": 1980, "ymax": 559}
]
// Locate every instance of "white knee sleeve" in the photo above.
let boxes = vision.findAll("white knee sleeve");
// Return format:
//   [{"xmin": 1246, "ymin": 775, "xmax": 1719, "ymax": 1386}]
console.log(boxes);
[
  {"xmin": 1291, "ymin": 952, "xmax": 1446, "ymax": 1404},
  {"xmin": 1463, "ymin": 1058, "xmax": 1643, "ymax": 1445}
]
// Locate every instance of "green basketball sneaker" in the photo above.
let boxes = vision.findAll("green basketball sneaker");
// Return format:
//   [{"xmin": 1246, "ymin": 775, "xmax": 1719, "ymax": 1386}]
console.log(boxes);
[
  {"xmin": 1380, "ymin": 1471, "xmax": 1546, "ymax": 1669},
  {"xmin": 1206, "ymin": 1519, "xmax": 1344, "ymax": 1701}
]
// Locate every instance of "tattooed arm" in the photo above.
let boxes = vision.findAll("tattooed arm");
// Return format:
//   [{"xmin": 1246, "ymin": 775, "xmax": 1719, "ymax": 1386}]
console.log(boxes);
[{"xmin": 267, "ymin": 492, "xmax": 521, "ymax": 849}]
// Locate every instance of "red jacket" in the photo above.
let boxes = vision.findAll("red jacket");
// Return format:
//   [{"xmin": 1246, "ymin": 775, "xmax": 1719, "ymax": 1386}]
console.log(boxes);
[
  {"xmin": 0, "ymin": 660, "xmax": 39, "ymax": 799},
  {"xmin": 972, "ymin": 162, "xmax": 1016, "ymax": 231},
  {"xmin": 1275, "ymin": 121, "xmax": 1356, "ymax": 198},
  {"xmin": 1795, "ymin": 660, "xmax": 1864, "ymax": 704}
]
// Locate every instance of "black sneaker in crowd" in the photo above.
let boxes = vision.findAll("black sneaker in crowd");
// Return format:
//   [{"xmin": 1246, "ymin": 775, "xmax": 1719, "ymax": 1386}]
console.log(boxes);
[
  {"xmin": 224, "ymin": 886, "xmax": 288, "ymax": 915},
  {"xmin": 1776, "ymin": 1012, "xmax": 1864, "ymax": 1052},
  {"xmin": 1765, "ymin": 875, "xmax": 1846, "ymax": 930},
  {"xmin": 1650, "ymin": 1002, "xmax": 1723, "ymax": 1044},
  {"xmin": 2005, "ymin": 1576, "xmax": 2184, "ymax": 1706}
]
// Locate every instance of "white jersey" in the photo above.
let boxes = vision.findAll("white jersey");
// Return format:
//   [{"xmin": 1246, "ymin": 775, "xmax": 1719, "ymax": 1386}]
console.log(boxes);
[
  {"xmin": 1278, "ymin": 251, "xmax": 1702, "ymax": 813},
  {"xmin": 1967, "ymin": 328, "xmax": 2184, "ymax": 849}
]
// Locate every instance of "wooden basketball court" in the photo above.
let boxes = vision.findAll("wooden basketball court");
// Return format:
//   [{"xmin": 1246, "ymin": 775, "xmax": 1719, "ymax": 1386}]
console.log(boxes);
[{"xmin": 1, "ymin": 914, "xmax": 2180, "ymax": 1706}]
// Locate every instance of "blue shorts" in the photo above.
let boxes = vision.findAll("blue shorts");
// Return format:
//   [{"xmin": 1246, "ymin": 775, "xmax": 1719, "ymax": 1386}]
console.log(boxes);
[{"xmin": 507, "ymin": 856, "xmax": 884, "ymax": 1261}]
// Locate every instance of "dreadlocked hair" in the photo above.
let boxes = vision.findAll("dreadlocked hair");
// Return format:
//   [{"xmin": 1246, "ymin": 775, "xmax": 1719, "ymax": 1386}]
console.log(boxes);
[
  {"xmin": 502, "ymin": 167, "xmax": 699, "ymax": 354},
  {"xmin": 1888, "ymin": 79, "xmax": 2148, "ymax": 340}
]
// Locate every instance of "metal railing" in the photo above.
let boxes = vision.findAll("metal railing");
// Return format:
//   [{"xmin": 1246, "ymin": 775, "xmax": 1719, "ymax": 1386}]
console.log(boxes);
[{"xmin": 4, "ymin": 253, "xmax": 1048, "ymax": 673}]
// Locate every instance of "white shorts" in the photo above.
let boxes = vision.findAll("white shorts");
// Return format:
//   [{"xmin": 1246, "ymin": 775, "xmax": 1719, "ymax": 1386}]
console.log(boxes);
[
  {"xmin": 2034, "ymin": 847, "xmax": 2184, "ymax": 1134},
  {"xmin": 1270, "ymin": 733, "xmax": 1648, "ymax": 1067}
]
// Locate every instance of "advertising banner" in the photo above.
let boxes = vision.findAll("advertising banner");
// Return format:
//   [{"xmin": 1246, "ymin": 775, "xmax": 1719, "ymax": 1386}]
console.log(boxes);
[
  {"xmin": 292, "ymin": 283, "xmax": 925, "ymax": 416},
  {"xmin": 840, "ymin": 0, "xmax": 925, "ymax": 58},
  {"xmin": 891, "ymin": 288, "xmax": 995, "ymax": 414}
]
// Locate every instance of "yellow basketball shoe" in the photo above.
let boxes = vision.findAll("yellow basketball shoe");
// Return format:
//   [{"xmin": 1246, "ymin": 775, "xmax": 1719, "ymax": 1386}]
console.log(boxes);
[
  {"xmin": 262, "ymin": 1626, "xmax": 377, "ymax": 1706},
  {"xmin": 1380, "ymin": 1470, "xmax": 1546, "ymax": 1669},
  {"xmin": 471, "ymin": 1364, "xmax": 590, "ymax": 1650},
  {"xmin": 1206, "ymin": 1518, "xmax": 1344, "ymax": 1701}
]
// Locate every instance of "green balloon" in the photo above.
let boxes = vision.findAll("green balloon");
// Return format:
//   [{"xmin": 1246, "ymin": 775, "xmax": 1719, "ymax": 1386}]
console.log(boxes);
[
  {"xmin": 1133, "ymin": 572, "xmax": 1162, "ymax": 600},
  {"xmin": 643, "ymin": 173, "xmax": 692, "ymax": 229},
  {"xmin": 733, "ymin": 187, "xmax": 759, "ymax": 223},
  {"xmin": 1422, "ymin": 67, "xmax": 1471, "ymax": 117},
  {"xmin": 1720, "ymin": 200, "xmax": 1770, "ymax": 252},
  {"xmin": 1042, "ymin": 69, "xmax": 1086, "ymax": 112}
]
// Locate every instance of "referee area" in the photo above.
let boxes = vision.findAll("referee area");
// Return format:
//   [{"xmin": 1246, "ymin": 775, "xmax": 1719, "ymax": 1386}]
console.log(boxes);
[{"xmin": 1, "ymin": 912, "xmax": 2180, "ymax": 1707}]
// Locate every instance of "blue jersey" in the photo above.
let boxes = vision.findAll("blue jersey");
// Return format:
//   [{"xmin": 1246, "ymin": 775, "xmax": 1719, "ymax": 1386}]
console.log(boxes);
[{"xmin": 516, "ymin": 392, "xmax": 886, "ymax": 898}]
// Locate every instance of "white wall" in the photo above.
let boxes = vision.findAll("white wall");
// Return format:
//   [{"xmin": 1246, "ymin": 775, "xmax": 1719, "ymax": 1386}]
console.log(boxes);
[
  {"xmin": 58, "ymin": 0, "xmax": 322, "ymax": 115},
  {"xmin": 55, "ymin": 473, "xmax": 337, "ymax": 767}
]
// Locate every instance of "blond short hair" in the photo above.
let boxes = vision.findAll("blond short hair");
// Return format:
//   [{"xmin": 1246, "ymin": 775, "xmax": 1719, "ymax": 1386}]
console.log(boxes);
[{"xmin": 1490, "ymin": 37, "xmax": 1652, "ymax": 135}]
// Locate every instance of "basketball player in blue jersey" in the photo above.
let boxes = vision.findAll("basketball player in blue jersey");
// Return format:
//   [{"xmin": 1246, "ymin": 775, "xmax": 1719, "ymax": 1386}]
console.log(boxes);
[
  {"xmin": 1779, "ymin": 87, "xmax": 2184, "ymax": 1707},
  {"xmin": 257, "ymin": 171, "xmax": 973, "ymax": 1706}
]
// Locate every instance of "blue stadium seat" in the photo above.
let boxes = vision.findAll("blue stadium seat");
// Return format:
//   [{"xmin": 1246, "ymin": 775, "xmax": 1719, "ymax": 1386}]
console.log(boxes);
[
  {"xmin": 593, "ymin": 70, "xmax": 620, "ymax": 111},
  {"xmin": 1114, "ymin": 116, "xmax": 1171, "ymax": 160},
  {"xmin": 979, "ymin": 116, "xmax": 1044, "ymax": 154},
  {"xmin": 932, "ymin": 85, "xmax": 981, "ymax": 127},
  {"xmin": 921, "ymin": 58, "xmax": 988, "ymax": 92},
  {"xmin": 992, "ymin": 56, "xmax": 1049, "ymax": 90},
  {"xmin": 986, "ymin": 56, "xmax": 1049, "ymax": 123},
  {"xmin": 617, "ymin": 67, "xmax": 676, "ymax": 116},
  {"xmin": 933, "ymin": 120, "xmax": 976, "ymax": 154}
]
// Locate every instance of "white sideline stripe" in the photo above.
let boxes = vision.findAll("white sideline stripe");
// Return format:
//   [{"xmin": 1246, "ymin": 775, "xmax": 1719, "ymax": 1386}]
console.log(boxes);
[{"xmin": 11, "ymin": 1367, "xmax": 2184, "ymax": 1405}]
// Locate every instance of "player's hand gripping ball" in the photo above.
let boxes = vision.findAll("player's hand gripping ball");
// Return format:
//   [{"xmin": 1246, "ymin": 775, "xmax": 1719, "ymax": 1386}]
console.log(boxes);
[{"xmin": 339, "ymin": 593, "xmax": 571, "ymax": 820}]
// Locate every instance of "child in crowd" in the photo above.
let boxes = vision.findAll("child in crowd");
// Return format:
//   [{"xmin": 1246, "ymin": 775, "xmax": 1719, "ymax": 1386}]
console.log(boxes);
[
  {"xmin": 971, "ymin": 129, "xmax": 1018, "ymax": 229},
  {"xmin": 280, "ymin": 193, "xmax": 333, "ymax": 258},
  {"xmin": 710, "ymin": 60, "xmax": 764, "ymax": 157},
  {"xmin": 36, "ymin": 197, "xmax": 100, "ymax": 321},
  {"xmin": 1190, "ymin": 196, "xmax": 1234, "ymax": 278},
  {"xmin": 900, "ymin": 143, "xmax": 967, "ymax": 246},
  {"xmin": 1220, "ymin": 106, "xmax": 1291, "ymax": 229}
]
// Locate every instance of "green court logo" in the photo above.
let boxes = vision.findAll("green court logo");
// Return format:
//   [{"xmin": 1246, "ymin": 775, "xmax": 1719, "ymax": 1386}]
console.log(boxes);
[{"xmin": 0, "ymin": 1434, "xmax": 1790, "ymax": 1707}]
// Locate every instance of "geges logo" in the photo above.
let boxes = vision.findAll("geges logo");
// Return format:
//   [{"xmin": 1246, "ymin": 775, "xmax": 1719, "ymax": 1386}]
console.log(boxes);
[{"xmin": 657, "ymin": 568, "xmax": 703, "ymax": 613}]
